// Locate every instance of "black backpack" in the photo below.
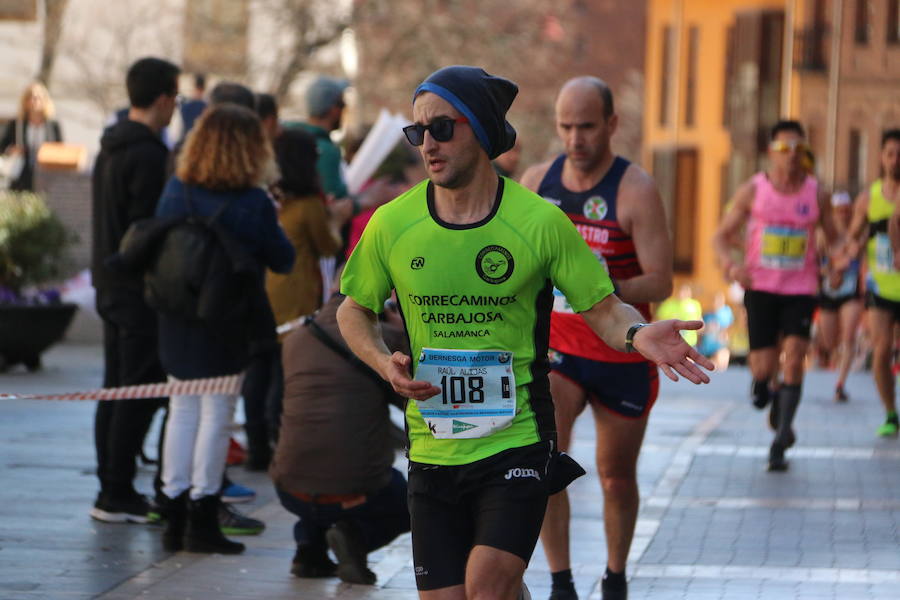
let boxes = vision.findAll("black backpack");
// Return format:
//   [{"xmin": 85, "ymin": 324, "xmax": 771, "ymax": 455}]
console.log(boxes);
[{"xmin": 113, "ymin": 187, "xmax": 259, "ymax": 324}]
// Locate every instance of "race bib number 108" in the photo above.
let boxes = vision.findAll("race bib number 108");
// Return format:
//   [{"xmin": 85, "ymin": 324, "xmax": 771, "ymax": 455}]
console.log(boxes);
[{"xmin": 414, "ymin": 348, "xmax": 516, "ymax": 439}]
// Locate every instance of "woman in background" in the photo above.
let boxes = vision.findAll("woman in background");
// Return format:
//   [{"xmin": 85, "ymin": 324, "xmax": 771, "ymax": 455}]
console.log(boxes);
[
  {"xmin": 239, "ymin": 128, "xmax": 349, "ymax": 459},
  {"xmin": 266, "ymin": 128, "xmax": 345, "ymax": 323},
  {"xmin": 1, "ymin": 82, "xmax": 62, "ymax": 191},
  {"xmin": 154, "ymin": 104, "xmax": 294, "ymax": 554}
]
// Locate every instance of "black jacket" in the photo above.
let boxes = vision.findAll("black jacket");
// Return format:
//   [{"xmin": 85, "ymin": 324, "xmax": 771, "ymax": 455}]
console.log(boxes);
[
  {"xmin": 154, "ymin": 178, "xmax": 295, "ymax": 379},
  {"xmin": 91, "ymin": 119, "xmax": 168, "ymax": 290}
]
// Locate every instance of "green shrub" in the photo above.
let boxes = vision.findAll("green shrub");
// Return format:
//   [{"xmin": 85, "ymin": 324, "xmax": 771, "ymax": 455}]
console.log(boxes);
[{"xmin": 0, "ymin": 191, "xmax": 76, "ymax": 294}]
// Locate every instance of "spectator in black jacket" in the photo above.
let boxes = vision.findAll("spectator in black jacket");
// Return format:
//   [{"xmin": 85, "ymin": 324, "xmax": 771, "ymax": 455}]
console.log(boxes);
[
  {"xmin": 90, "ymin": 56, "xmax": 180, "ymax": 524},
  {"xmin": 178, "ymin": 73, "xmax": 207, "ymax": 141}
]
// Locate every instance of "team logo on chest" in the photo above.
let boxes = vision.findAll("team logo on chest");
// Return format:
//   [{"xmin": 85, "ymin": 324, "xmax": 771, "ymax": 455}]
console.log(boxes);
[
  {"xmin": 583, "ymin": 196, "xmax": 608, "ymax": 220},
  {"xmin": 476, "ymin": 245, "xmax": 514, "ymax": 284}
]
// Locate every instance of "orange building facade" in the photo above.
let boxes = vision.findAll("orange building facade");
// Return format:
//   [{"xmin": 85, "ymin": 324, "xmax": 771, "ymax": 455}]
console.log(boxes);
[{"xmin": 644, "ymin": 0, "xmax": 900, "ymax": 305}]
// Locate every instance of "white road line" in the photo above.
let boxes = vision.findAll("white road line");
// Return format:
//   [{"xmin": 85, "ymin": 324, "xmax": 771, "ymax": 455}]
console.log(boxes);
[
  {"xmin": 695, "ymin": 444, "xmax": 900, "ymax": 460},
  {"xmin": 645, "ymin": 496, "xmax": 900, "ymax": 511},
  {"xmin": 632, "ymin": 563, "xmax": 900, "ymax": 584},
  {"xmin": 586, "ymin": 404, "xmax": 735, "ymax": 600}
]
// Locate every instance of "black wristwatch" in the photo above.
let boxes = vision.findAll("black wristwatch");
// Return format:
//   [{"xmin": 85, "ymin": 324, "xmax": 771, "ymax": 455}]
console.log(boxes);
[{"xmin": 625, "ymin": 323, "xmax": 649, "ymax": 353}]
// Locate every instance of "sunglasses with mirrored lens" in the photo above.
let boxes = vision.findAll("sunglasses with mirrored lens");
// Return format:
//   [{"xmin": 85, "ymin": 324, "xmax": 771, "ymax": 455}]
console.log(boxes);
[
  {"xmin": 769, "ymin": 140, "xmax": 808, "ymax": 154},
  {"xmin": 403, "ymin": 117, "xmax": 468, "ymax": 146}
]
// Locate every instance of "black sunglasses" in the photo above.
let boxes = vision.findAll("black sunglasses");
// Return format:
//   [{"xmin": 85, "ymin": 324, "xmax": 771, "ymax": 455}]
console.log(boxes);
[{"xmin": 403, "ymin": 117, "xmax": 468, "ymax": 146}]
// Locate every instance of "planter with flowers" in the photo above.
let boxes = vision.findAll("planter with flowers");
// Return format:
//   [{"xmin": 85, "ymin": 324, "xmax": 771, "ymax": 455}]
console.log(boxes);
[{"xmin": 0, "ymin": 190, "xmax": 78, "ymax": 371}]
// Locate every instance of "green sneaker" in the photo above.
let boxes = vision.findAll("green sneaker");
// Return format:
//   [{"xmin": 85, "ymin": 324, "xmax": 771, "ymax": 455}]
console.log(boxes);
[
  {"xmin": 876, "ymin": 419, "xmax": 899, "ymax": 437},
  {"xmin": 218, "ymin": 503, "xmax": 265, "ymax": 535}
]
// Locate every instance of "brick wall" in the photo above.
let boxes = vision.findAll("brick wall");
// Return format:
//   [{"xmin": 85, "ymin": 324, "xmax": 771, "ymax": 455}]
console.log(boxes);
[{"xmin": 796, "ymin": 0, "xmax": 900, "ymax": 193}]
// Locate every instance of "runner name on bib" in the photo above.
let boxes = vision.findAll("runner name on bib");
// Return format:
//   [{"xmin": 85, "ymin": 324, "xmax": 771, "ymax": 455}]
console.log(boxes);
[
  {"xmin": 875, "ymin": 233, "xmax": 895, "ymax": 273},
  {"xmin": 761, "ymin": 226, "xmax": 808, "ymax": 270},
  {"xmin": 414, "ymin": 348, "xmax": 516, "ymax": 439}
]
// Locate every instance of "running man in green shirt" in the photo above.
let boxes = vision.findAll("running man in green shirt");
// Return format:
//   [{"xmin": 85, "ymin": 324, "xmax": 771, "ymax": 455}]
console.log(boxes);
[{"xmin": 337, "ymin": 66, "xmax": 713, "ymax": 600}]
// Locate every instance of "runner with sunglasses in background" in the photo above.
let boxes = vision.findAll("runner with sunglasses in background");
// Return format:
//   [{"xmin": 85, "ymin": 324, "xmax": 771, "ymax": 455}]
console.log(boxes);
[
  {"xmin": 337, "ymin": 65, "xmax": 713, "ymax": 600},
  {"xmin": 714, "ymin": 120, "xmax": 839, "ymax": 472}
]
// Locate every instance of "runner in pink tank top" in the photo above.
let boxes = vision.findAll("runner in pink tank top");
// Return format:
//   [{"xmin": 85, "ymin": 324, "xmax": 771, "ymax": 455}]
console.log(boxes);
[
  {"xmin": 713, "ymin": 120, "xmax": 839, "ymax": 472},
  {"xmin": 745, "ymin": 172, "xmax": 820, "ymax": 296}
]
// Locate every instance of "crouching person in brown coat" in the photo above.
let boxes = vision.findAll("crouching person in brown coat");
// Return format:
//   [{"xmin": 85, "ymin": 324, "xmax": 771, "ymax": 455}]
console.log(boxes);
[{"xmin": 270, "ymin": 293, "xmax": 410, "ymax": 584}]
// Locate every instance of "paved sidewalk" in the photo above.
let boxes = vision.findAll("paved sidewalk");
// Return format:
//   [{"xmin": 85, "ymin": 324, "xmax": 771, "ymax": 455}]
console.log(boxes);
[{"xmin": 1, "ymin": 343, "xmax": 899, "ymax": 599}]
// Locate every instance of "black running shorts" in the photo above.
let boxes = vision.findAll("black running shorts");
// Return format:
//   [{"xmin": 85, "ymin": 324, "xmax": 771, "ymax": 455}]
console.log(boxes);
[
  {"xmin": 548, "ymin": 349, "xmax": 658, "ymax": 418},
  {"xmin": 866, "ymin": 291, "xmax": 900, "ymax": 322},
  {"xmin": 818, "ymin": 293, "xmax": 859, "ymax": 312},
  {"xmin": 408, "ymin": 441, "xmax": 552, "ymax": 591},
  {"xmin": 744, "ymin": 289, "xmax": 816, "ymax": 350}
]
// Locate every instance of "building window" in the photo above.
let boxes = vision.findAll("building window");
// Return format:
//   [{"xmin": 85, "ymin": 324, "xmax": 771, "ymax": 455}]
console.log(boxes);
[
  {"xmin": 855, "ymin": 0, "xmax": 870, "ymax": 45},
  {"xmin": 757, "ymin": 12, "xmax": 784, "ymax": 153},
  {"xmin": 0, "ymin": 0, "xmax": 37, "ymax": 20},
  {"xmin": 653, "ymin": 147, "xmax": 699, "ymax": 273},
  {"xmin": 723, "ymin": 26, "xmax": 735, "ymax": 126},
  {"xmin": 659, "ymin": 25, "xmax": 673, "ymax": 127},
  {"xmin": 888, "ymin": 0, "xmax": 900, "ymax": 44},
  {"xmin": 795, "ymin": 0, "xmax": 828, "ymax": 70},
  {"xmin": 848, "ymin": 129, "xmax": 867, "ymax": 195},
  {"xmin": 685, "ymin": 26, "xmax": 699, "ymax": 127}
]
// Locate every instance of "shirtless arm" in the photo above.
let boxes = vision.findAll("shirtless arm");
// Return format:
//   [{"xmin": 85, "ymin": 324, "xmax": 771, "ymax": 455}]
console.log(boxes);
[
  {"xmin": 614, "ymin": 167, "xmax": 673, "ymax": 303},
  {"xmin": 712, "ymin": 179, "xmax": 755, "ymax": 286},
  {"xmin": 519, "ymin": 160, "xmax": 553, "ymax": 194},
  {"xmin": 580, "ymin": 294, "xmax": 713, "ymax": 383},
  {"xmin": 890, "ymin": 194, "xmax": 900, "ymax": 266},
  {"xmin": 817, "ymin": 187, "xmax": 840, "ymax": 249},
  {"xmin": 842, "ymin": 190, "xmax": 870, "ymax": 262}
]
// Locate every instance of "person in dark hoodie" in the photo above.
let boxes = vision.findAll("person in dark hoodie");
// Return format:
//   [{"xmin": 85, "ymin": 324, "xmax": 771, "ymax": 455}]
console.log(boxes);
[{"xmin": 90, "ymin": 57, "xmax": 180, "ymax": 523}]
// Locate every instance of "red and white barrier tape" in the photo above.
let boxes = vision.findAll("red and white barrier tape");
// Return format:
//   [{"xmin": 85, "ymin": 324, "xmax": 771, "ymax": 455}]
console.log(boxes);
[
  {"xmin": 0, "ymin": 374, "xmax": 243, "ymax": 401},
  {"xmin": 276, "ymin": 316, "xmax": 307, "ymax": 336}
]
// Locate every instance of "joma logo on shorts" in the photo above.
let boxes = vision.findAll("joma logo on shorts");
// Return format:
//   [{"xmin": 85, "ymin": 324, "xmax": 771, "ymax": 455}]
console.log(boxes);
[{"xmin": 504, "ymin": 467, "xmax": 541, "ymax": 480}]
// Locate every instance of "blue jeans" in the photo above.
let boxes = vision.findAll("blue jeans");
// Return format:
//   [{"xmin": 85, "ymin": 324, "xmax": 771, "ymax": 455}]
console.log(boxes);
[{"xmin": 276, "ymin": 468, "xmax": 410, "ymax": 552}]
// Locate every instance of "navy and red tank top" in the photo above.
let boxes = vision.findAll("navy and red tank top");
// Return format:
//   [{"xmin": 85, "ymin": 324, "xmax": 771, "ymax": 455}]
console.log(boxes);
[{"xmin": 537, "ymin": 154, "xmax": 651, "ymax": 363}]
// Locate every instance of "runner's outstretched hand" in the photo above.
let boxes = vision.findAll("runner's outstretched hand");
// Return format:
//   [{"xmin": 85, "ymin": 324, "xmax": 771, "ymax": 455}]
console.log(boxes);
[
  {"xmin": 380, "ymin": 351, "xmax": 441, "ymax": 400},
  {"xmin": 632, "ymin": 320, "xmax": 714, "ymax": 384}
]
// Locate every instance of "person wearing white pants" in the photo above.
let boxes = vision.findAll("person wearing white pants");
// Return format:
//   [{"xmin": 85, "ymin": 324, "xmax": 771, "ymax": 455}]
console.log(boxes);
[
  {"xmin": 150, "ymin": 104, "xmax": 295, "ymax": 554},
  {"xmin": 161, "ymin": 388, "xmax": 237, "ymax": 502}
]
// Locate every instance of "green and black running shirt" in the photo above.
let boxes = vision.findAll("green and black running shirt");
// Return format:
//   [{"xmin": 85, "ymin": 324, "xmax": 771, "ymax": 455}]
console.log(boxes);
[{"xmin": 341, "ymin": 177, "xmax": 613, "ymax": 466}]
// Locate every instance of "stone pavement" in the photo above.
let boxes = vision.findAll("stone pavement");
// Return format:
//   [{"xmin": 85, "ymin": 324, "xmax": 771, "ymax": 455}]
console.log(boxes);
[{"xmin": 1, "ymin": 343, "xmax": 899, "ymax": 600}]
